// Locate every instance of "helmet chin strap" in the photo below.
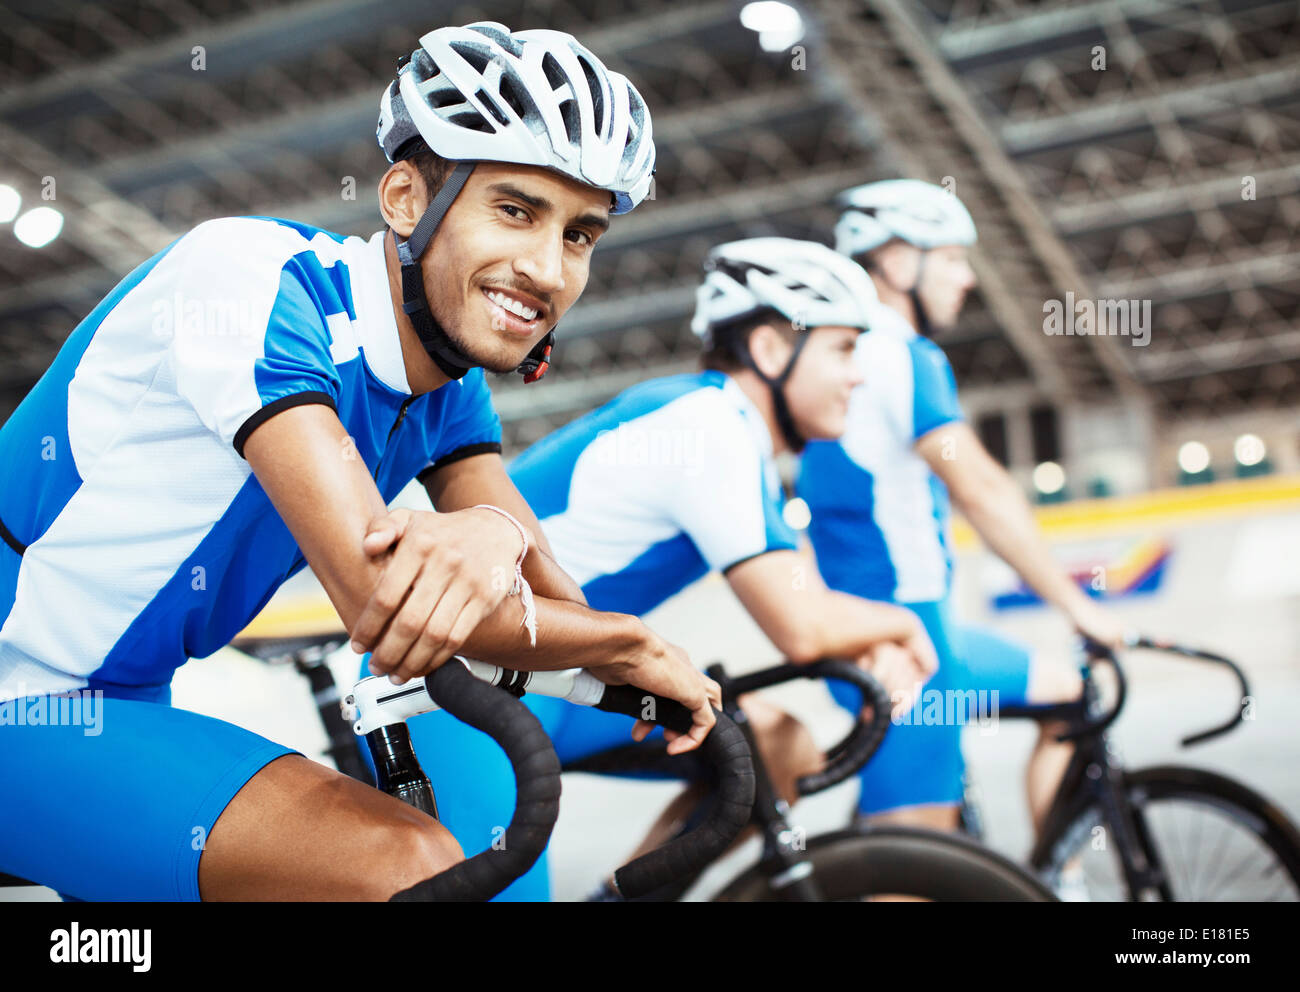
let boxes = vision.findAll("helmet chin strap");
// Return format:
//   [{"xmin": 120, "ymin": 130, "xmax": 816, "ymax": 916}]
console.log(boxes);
[
  {"xmin": 393, "ymin": 159, "xmax": 556, "ymax": 383},
  {"xmin": 907, "ymin": 250, "xmax": 935, "ymax": 338},
  {"xmin": 737, "ymin": 331, "xmax": 811, "ymax": 454}
]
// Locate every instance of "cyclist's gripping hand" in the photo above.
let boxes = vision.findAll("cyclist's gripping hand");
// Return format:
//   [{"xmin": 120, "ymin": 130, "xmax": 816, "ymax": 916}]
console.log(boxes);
[
  {"xmin": 595, "ymin": 633, "xmax": 721, "ymax": 755},
  {"xmin": 1067, "ymin": 596, "xmax": 1126, "ymax": 650},
  {"xmin": 857, "ymin": 618, "xmax": 937, "ymax": 719},
  {"xmin": 352, "ymin": 506, "xmax": 530, "ymax": 683}
]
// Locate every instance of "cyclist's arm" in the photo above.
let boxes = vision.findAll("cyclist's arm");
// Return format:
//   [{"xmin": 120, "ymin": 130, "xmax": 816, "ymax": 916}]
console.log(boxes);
[
  {"xmin": 419, "ymin": 450, "xmax": 587, "ymax": 606},
  {"xmin": 726, "ymin": 547, "xmax": 929, "ymax": 664},
  {"xmin": 243, "ymin": 403, "xmax": 522, "ymax": 645},
  {"xmin": 916, "ymin": 422, "xmax": 1121, "ymax": 645}
]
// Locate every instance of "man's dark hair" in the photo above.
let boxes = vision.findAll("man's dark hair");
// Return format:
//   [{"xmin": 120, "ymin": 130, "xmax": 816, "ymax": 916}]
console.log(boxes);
[
  {"xmin": 699, "ymin": 307, "xmax": 798, "ymax": 373},
  {"xmin": 393, "ymin": 138, "xmax": 454, "ymax": 200}
]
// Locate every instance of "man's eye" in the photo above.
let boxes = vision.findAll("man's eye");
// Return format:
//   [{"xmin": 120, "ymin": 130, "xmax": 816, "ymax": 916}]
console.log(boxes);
[
  {"xmin": 566, "ymin": 229, "xmax": 593, "ymax": 246},
  {"xmin": 501, "ymin": 204, "xmax": 527, "ymax": 220}
]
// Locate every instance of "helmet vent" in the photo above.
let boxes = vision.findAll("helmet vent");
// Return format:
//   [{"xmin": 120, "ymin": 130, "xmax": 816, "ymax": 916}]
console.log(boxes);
[
  {"xmin": 450, "ymin": 41, "xmax": 492, "ymax": 75},
  {"xmin": 475, "ymin": 88, "xmax": 510, "ymax": 127},
  {"xmin": 577, "ymin": 55, "xmax": 605, "ymax": 132},
  {"xmin": 496, "ymin": 76, "xmax": 530, "ymax": 121},
  {"xmin": 541, "ymin": 51, "xmax": 567, "ymax": 91},
  {"xmin": 559, "ymin": 99, "xmax": 581, "ymax": 146},
  {"xmin": 448, "ymin": 108, "xmax": 494, "ymax": 134}
]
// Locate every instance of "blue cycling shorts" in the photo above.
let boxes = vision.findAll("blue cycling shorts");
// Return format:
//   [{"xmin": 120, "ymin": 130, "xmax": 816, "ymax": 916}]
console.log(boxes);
[
  {"xmin": 358, "ymin": 656, "xmax": 666, "ymax": 902},
  {"xmin": 0, "ymin": 686, "xmax": 296, "ymax": 900},
  {"xmin": 826, "ymin": 600, "xmax": 1032, "ymax": 815}
]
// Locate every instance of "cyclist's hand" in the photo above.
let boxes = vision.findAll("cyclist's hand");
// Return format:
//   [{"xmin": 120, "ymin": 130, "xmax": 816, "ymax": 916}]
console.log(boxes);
[
  {"xmin": 596, "ymin": 636, "xmax": 721, "ymax": 755},
  {"xmin": 1068, "ymin": 597, "xmax": 1125, "ymax": 650},
  {"xmin": 352, "ymin": 507, "xmax": 528, "ymax": 683},
  {"xmin": 856, "ymin": 640, "xmax": 927, "ymax": 719},
  {"xmin": 901, "ymin": 618, "xmax": 939, "ymax": 681}
]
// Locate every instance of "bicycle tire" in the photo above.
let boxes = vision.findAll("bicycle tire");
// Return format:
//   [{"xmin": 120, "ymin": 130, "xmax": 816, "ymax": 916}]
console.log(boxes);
[
  {"xmin": 1036, "ymin": 764, "xmax": 1300, "ymax": 901},
  {"xmin": 713, "ymin": 826, "xmax": 1055, "ymax": 901}
]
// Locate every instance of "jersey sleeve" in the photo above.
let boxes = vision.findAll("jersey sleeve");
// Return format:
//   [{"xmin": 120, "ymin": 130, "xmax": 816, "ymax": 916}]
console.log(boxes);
[
  {"xmin": 417, "ymin": 367, "xmax": 503, "ymax": 479},
  {"xmin": 669, "ymin": 407, "xmax": 799, "ymax": 572},
  {"xmin": 165, "ymin": 219, "xmax": 343, "ymax": 456},
  {"xmin": 908, "ymin": 337, "xmax": 964, "ymax": 440}
]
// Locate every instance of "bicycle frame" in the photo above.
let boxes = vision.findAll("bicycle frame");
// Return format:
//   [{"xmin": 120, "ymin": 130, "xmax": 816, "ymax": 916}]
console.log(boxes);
[
  {"xmin": 988, "ymin": 637, "xmax": 1255, "ymax": 900},
  {"xmin": 1021, "ymin": 667, "xmax": 1174, "ymax": 899}
]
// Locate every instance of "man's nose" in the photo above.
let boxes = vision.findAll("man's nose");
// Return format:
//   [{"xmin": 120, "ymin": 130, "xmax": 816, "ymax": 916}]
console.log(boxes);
[{"xmin": 515, "ymin": 232, "xmax": 566, "ymax": 294}]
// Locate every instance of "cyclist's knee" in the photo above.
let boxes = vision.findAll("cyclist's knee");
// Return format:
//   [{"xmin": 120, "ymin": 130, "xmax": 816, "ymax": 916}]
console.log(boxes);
[
  {"xmin": 361, "ymin": 814, "xmax": 464, "ymax": 901},
  {"xmin": 743, "ymin": 697, "xmax": 812, "ymax": 755},
  {"xmin": 741, "ymin": 696, "xmax": 820, "ymax": 797},
  {"xmin": 1027, "ymin": 659, "xmax": 1083, "ymax": 705}
]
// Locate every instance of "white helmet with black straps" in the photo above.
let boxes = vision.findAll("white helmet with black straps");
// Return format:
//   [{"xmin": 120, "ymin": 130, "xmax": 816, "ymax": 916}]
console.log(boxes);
[
  {"xmin": 376, "ymin": 22, "xmax": 657, "ymax": 384},
  {"xmin": 833, "ymin": 179, "xmax": 976, "ymax": 257},
  {"xmin": 691, "ymin": 238, "xmax": 876, "ymax": 452},
  {"xmin": 377, "ymin": 21, "xmax": 655, "ymax": 215},
  {"xmin": 691, "ymin": 237, "xmax": 878, "ymax": 347}
]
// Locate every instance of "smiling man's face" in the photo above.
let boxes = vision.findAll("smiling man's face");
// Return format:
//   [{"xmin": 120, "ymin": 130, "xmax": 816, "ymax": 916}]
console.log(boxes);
[{"xmin": 416, "ymin": 162, "xmax": 612, "ymax": 374}]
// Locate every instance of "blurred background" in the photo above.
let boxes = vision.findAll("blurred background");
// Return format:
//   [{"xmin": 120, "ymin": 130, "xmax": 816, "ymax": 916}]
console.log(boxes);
[{"xmin": 1, "ymin": 0, "xmax": 1297, "ymax": 899}]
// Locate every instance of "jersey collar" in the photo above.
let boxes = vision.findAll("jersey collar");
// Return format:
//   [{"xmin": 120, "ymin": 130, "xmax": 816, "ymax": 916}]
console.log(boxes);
[
  {"xmin": 721, "ymin": 373, "xmax": 778, "ymax": 463},
  {"xmin": 867, "ymin": 300, "xmax": 918, "ymax": 341},
  {"xmin": 352, "ymin": 230, "xmax": 412, "ymax": 395}
]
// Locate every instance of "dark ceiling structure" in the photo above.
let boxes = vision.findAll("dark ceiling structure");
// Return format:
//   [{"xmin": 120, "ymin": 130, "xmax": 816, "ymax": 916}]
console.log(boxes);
[{"xmin": 0, "ymin": 0, "xmax": 1296, "ymax": 454}]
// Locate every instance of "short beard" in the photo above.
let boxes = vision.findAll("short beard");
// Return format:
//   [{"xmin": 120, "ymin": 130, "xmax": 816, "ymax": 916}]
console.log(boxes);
[{"xmin": 426, "ymin": 294, "xmax": 529, "ymax": 375}]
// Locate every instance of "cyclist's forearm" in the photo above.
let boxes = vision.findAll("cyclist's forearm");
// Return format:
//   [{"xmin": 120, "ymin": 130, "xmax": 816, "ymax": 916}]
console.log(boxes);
[
  {"xmin": 959, "ymin": 476, "xmax": 1087, "ymax": 615},
  {"xmin": 797, "ymin": 590, "xmax": 921, "ymax": 661},
  {"xmin": 457, "ymin": 595, "xmax": 650, "ymax": 672},
  {"xmin": 521, "ymin": 545, "xmax": 588, "ymax": 606}
]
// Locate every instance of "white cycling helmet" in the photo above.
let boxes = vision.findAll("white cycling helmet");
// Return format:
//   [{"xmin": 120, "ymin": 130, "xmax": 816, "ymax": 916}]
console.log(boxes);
[
  {"xmin": 691, "ymin": 238, "xmax": 876, "ymax": 452},
  {"xmin": 834, "ymin": 179, "xmax": 976, "ymax": 257},
  {"xmin": 377, "ymin": 21, "xmax": 655, "ymax": 215},
  {"xmin": 691, "ymin": 237, "xmax": 878, "ymax": 347}
]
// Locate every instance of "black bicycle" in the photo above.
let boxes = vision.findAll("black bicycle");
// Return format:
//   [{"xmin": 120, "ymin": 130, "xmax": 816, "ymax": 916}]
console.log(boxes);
[
  {"xmin": 528, "ymin": 657, "xmax": 1054, "ymax": 901},
  {"xmin": 232, "ymin": 634, "xmax": 1054, "ymax": 900},
  {"xmin": 348, "ymin": 657, "xmax": 756, "ymax": 900},
  {"xmin": 960, "ymin": 635, "xmax": 1300, "ymax": 902}
]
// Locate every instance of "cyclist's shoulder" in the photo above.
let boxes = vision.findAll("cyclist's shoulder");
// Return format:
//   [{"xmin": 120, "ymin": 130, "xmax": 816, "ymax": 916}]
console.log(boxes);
[{"xmin": 169, "ymin": 216, "xmax": 353, "ymax": 264}]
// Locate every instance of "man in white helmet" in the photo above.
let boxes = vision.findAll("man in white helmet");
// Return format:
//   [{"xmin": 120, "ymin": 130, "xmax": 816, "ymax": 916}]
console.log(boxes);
[
  {"xmin": 797, "ymin": 179, "xmax": 1123, "ymax": 838},
  {"xmin": 0, "ymin": 22, "xmax": 718, "ymax": 901},
  {"xmin": 398, "ymin": 237, "xmax": 939, "ymax": 900}
]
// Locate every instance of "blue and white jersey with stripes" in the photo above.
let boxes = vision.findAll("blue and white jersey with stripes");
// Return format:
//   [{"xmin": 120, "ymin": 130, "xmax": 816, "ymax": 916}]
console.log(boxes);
[
  {"xmin": 797, "ymin": 303, "xmax": 963, "ymax": 604},
  {"xmin": 0, "ymin": 217, "xmax": 500, "ymax": 703},
  {"xmin": 510, "ymin": 370, "xmax": 799, "ymax": 617}
]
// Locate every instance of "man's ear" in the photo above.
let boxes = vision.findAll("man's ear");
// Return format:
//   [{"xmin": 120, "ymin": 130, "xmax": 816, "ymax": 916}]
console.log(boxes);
[
  {"xmin": 876, "ymin": 242, "xmax": 922, "ymax": 292},
  {"xmin": 747, "ymin": 323, "xmax": 793, "ymax": 379},
  {"xmin": 377, "ymin": 162, "xmax": 427, "ymax": 238}
]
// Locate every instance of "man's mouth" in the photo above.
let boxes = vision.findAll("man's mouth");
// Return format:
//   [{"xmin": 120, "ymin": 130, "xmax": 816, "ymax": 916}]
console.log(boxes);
[{"xmin": 481, "ymin": 286, "xmax": 546, "ymax": 337}]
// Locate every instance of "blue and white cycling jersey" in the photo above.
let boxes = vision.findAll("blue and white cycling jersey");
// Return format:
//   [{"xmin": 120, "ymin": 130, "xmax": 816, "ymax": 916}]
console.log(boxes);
[
  {"xmin": 797, "ymin": 303, "xmax": 963, "ymax": 604},
  {"xmin": 510, "ymin": 370, "xmax": 799, "ymax": 616},
  {"xmin": 0, "ymin": 216, "xmax": 501, "ymax": 704}
]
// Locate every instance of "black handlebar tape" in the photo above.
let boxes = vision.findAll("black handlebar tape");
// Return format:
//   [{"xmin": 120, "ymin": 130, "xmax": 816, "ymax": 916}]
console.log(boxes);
[
  {"xmin": 593, "ymin": 682, "xmax": 696, "ymax": 734},
  {"xmin": 594, "ymin": 687, "xmax": 754, "ymax": 899},
  {"xmin": 389, "ymin": 661, "xmax": 561, "ymax": 902},
  {"xmin": 1055, "ymin": 641, "xmax": 1129, "ymax": 743},
  {"xmin": 794, "ymin": 660, "xmax": 893, "ymax": 797}
]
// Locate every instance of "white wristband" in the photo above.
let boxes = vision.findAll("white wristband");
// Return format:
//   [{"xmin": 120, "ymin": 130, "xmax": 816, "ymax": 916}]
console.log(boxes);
[{"xmin": 472, "ymin": 504, "xmax": 537, "ymax": 647}]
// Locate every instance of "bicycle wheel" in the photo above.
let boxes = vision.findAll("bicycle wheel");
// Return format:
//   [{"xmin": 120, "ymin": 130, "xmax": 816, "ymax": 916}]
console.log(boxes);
[
  {"xmin": 713, "ymin": 826, "xmax": 1055, "ymax": 901},
  {"xmin": 1037, "ymin": 765, "xmax": 1300, "ymax": 901}
]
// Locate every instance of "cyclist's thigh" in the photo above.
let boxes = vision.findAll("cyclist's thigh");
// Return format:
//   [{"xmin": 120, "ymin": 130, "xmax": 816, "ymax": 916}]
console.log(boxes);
[
  {"xmin": 827, "ymin": 600, "xmax": 965, "ymax": 815},
  {"xmin": 0, "ymin": 692, "xmax": 294, "ymax": 901},
  {"xmin": 950, "ymin": 624, "xmax": 1033, "ymax": 707}
]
